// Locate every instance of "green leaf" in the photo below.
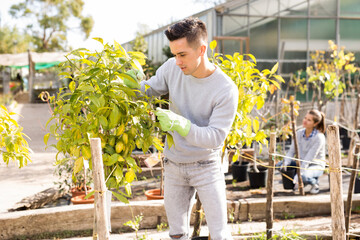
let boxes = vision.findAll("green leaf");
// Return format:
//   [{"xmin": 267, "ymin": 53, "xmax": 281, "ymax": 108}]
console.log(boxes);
[
  {"xmin": 166, "ymin": 133, "xmax": 174, "ymax": 149},
  {"xmin": 112, "ymin": 190, "xmax": 129, "ymax": 204},
  {"xmin": 109, "ymin": 105, "xmax": 120, "ymax": 129},
  {"xmin": 98, "ymin": 116, "xmax": 108, "ymax": 129},
  {"xmin": 88, "ymin": 95, "xmax": 100, "ymax": 108},
  {"xmin": 78, "ymin": 85, "xmax": 95, "ymax": 92},
  {"xmin": 69, "ymin": 81, "xmax": 76, "ymax": 92},
  {"xmin": 84, "ymin": 190, "xmax": 94, "ymax": 199},
  {"xmin": 125, "ymin": 157, "xmax": 137, "ymax": 168}
]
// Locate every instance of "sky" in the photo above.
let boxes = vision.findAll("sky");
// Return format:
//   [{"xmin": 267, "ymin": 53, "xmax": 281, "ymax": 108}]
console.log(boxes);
[{"xmin": 0, "ymin": 0, "xmax": 214, "ymax": 51}]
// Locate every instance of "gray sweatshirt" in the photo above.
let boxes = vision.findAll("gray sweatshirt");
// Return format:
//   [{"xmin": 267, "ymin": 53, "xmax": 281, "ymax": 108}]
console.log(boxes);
[
  {"xmin": 140, "ymin": 58, "xmax": 238, "ymax": 163},
  {"xmin": 285, "ymin": 128, "xmax": 326, "ymax": 169}
]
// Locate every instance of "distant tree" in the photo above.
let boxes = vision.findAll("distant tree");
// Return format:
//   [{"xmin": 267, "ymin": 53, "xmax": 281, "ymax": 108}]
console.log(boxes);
[
  {"xmin": 131, "ymin": 32, "xmax": 148, "ymax": 53},
  {"xmin": 0, "ymin": 25, "xmax": 32, "ymax": 54},
  {"xmin": 9, "ymin": 0, "xmax": 94, "ymax": 52}
]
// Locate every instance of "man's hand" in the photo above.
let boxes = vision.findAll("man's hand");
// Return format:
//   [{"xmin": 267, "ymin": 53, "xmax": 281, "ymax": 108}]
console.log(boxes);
[
  {"xmin": 123, "ymin": 69, "xmax": 145, "ymax": 89},
  {"xmin": 155, "ymin": 107, "xmax": 191, "ymax": 137}
]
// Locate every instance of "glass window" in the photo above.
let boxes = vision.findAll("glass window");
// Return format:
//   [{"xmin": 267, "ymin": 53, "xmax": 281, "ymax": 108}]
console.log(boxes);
[
  {"xmin": 340, "ymin": 19, "xmax": 360, "ymax": 40},
  {"xmin": 340, "ymin": 0, "xmax": 360, "ymax": 17},
  {"xmin": 309, "ymin": 0, "xmax": 336, "ymax": 16},
  {"xmin": 279, "ymin": 0, "xmax": 308, "ymax": 16},
  {"xmin": 250, "ymin": 0, "xmax": 278, "ymax": 16},
  {"xmin": 310, "ymin": 19, "xmax": 335, "ymax": 40},
  {"xmin": 281, "ymin": 19, "xmax": 307, "ymax": 39},
  {"xmin": 223, "ymin": 16, "xmax": 248, "ymax": 36},
  {"xmin": 248, "ymin": 17, "xmax": 278, "ymax": 60}
]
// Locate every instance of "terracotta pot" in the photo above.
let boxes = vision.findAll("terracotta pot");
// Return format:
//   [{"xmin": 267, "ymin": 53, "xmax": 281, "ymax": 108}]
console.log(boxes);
[
  {"xmin": 144, "ymin": 189, "xmax": 164, "ymax": 200},
  {"xmin": 71, "ymin": 194, "xmax": 95, "ymax": 205},
  {"xmin": 70, "ymin": 187, "xmax": 92, "ymax": 198}
]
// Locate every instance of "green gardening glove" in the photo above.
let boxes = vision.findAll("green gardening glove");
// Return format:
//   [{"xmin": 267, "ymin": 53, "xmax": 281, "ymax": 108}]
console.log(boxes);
[
  {"xmin": 155, "ymin": 107, "xmax": 191, "ymax": 137},
  {"xmin": 123, "ymin": 69, "xmax": 145, "ymax": 89}
]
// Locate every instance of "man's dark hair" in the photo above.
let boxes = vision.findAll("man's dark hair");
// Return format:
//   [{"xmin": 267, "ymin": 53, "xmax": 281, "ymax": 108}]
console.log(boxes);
[{"xmin": 165, "ymin": 17, "xmax": 207, "ymax": 48}]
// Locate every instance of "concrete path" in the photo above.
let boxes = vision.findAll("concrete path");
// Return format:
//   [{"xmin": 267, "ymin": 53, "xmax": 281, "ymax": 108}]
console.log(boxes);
[{"xmin": 0, "ymin": 103, "xmax": 58, "ymax": 213}]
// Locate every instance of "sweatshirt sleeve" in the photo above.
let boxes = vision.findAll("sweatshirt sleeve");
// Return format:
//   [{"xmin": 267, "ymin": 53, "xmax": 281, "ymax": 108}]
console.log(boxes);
[
  {"xmin": 302, "ymin": 133, "xmax": 325, "ymax": 168},
  {"xmin": 140, "ymin": 60, "xmax": 170, "ymax": 97},
  {"xmin": 183, "ymin": 85, "xmax": 238, "ymax": 149}
]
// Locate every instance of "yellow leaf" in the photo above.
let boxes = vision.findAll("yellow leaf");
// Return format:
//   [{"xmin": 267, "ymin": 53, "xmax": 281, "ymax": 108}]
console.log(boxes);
[
  {"xmin": 125, "ymin": 169, "xmax": 136, "ymax": 183},
  {"xmin": 74, "ymin": 156, "xmax": 84, "ymax": 174},
  {"xmin": 253, "ymin": 119, "xmax": 259, "ymax": 133},
  {"xmin": 271, "ymin": 62, "xmax": 279, "ymax": 74},
  {"xmin": 44, "ymin": 133, "xmax": 50, "ymax": 145},
  {"xmin": 210, "ymin": 40, "xmax": 217, "ymax": 51}
]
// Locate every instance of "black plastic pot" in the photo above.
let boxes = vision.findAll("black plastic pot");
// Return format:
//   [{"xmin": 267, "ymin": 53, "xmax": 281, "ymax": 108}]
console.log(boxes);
[
  {"xmin": 355, "ymin": 177, "xmax": 360, "ymax": 193},
  {"xmin": 248, "ymin": 166, "xmax": 268, "ymax": 188},
  {"xmin": 281, "ymin": 168, "xmax": 296, "ymax": 190},
  {"xmin": 191, "ymin": 237, "xmax": 209, "ymax": 240},
  {"xmin": 231, "ymin": 161, "xmax": 249, "ymax": 182}
]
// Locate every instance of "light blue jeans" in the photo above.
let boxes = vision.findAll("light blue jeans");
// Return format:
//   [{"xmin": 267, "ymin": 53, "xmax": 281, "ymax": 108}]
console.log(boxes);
[
  {"xmin": 163, "ymin": 158, "xmax": 233, "ymax": 240},
  {"xmin": 276, "ymin": 160, "xmax": 324, "ymax": 185}
]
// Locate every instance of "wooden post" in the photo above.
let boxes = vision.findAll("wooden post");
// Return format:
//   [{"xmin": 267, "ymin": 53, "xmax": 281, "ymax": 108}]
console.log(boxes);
[
  {"xmin": 192, "ymin": 194, "xmax": 203, "ymax": 237},
  {"xmin": 345, "ymin": 143, "xmax": 360, "ymax": 239},
  {"xmin": 266, "ymin": 132, "xmax": 276, "ymax": 239},
  {"xmin": 347, "ymin": 94, "xmax": 360, "ymax": 167},
  {"xmin": 327, "ymin": 125, "xmax": 346, "ymax": 240},
  {"xmin": 290, "ymin": 100, "xmax": 305, "ymax": 195},
  {"xmin": 90, "ymin": 138, "xmax": 110, "ymax": 240}
]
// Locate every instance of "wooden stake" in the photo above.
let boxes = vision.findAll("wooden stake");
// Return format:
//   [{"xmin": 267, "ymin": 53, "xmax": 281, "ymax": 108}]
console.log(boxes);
[
  {"xmin": 290, "ymin": 100, "xmax": 305, "ymax": 195},
  {"xmin": 327, "ymin": 125, "xmax": 346, "ymax": 240},
  {"xmin": 266, "ymin": 132, "xmax": 276, "ymax": 239},
  {"xmin": 347, "ymin": 94, "xmax": 360, "ymax": 167},
  {"xmin": 345, "ymin": 143, "xmax": 360, "ymax": 239},
  {"xmin": 90, "ymin": 138, "xmax": 110, "ymax": 240},
  {"xmin": 192, "ymin": 193, "xmax": 203, "ymax": 237}
]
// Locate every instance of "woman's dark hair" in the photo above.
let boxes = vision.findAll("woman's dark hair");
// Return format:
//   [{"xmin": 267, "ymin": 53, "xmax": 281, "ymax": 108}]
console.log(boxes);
[
  {"xmin": 308, "ymin": 109, "xmax": 326, "ymax": 133},
  {"xmin": 164, "ymin": 17, "xmax": 207, "ymax": 48}
]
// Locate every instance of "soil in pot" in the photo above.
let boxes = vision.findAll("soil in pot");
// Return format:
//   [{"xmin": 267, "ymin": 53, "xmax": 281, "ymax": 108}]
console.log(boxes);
[
  {"xmin": 71, "ymin": 194, "xmax": 94, "ymax": 205},
  {"xmin": 281, "ymin": 168, "xmax": 296, "ymax": 190},
  {"xmin": 144, "ymin": 189, "xmax": 164, "ymax": 200},
  {"xmin": 231, "ymin": 161, "xmax": 249, "ymax": 182},
  {"xmin": 355, "ymin": 177, "xmax": 360, "ymax": 193},
  {"xmin": 248, "ymin": 166, "xmax": 268, "ymax": 188}
]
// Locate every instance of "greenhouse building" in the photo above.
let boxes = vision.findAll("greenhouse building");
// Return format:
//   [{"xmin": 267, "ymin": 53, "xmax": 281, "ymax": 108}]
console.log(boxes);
[{"xmin": 125, "ymin": 0, "xmax": 360, "ymax": 101}]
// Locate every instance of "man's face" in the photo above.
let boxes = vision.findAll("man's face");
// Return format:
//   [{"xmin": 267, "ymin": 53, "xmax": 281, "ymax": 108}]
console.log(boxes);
[{"xmin": 169, "ymin": 37, "xmax": 203, "ymax": 77}]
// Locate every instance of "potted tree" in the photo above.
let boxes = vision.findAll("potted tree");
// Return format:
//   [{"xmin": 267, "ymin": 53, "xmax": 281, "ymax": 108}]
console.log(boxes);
[
  {"xmin": 209, "ymin": 40, "xmax": 284, "ymax": 182},
  {"xmin": 44, "ymin": 38, "xmax": 167, "ymax": 204}
]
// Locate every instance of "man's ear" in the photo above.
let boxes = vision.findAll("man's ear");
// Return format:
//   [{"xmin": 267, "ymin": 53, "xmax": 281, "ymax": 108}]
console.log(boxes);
[{"xmin": 199, "ymin": 45, "xmax": 207, "ymax": 56}]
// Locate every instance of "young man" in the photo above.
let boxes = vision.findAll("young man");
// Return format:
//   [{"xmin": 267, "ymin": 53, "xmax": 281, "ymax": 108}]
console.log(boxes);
[{"xmin": 130, "ymin": 17, "xmax": 238, "ymax": 240}]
